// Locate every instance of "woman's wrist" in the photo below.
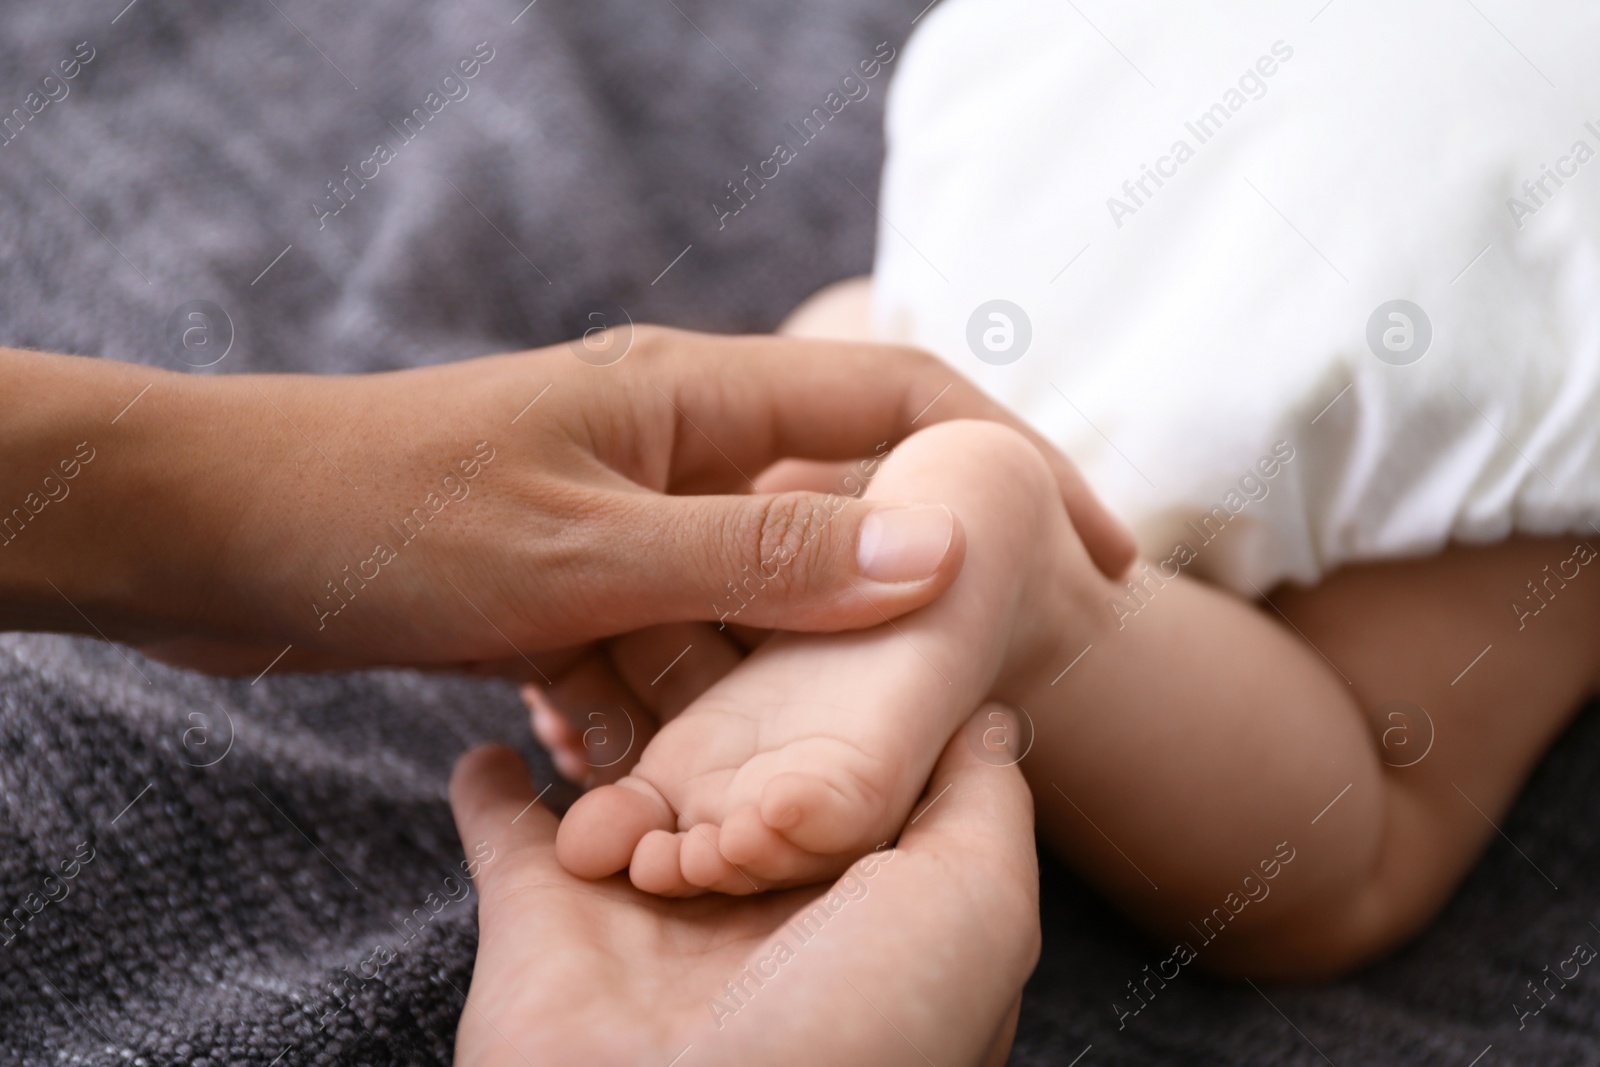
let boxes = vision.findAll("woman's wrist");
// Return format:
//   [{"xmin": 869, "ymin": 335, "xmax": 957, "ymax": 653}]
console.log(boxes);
[
  {"xmin": 0, "ymin": 347, "xmax": 150, "ymax": 631},
  {"xmin": 0, "ymin": 346, "xmax": 534, "ymax": 660},
  {"xmin": 0, "ymin": 348, "xmax": 271, "ymax": 641}
]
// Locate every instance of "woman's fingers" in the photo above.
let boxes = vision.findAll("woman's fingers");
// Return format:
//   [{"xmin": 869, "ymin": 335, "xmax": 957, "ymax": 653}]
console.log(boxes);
[
  {"xmin": 602, "ymin": 622, "xmax": 745, "ymax": 723},
  {"xmin": 752, "ymin": 458, "xmax": 862, "ymax": 495},
  {"xmin": 572, "ymin": 487, "xmax": 968, "ymax": 637},
  {"xmin": 448, "ymin": 744, "xmax": 559, "ymax": 902},
  {"xmin": 527, "ymin": 624, "xmax": 742, "ymax": 784},
  {"xmin": 525, "ymin": 649, "xmax": 655, "ymax": 785},
  {"xmin": 642, "ymin": 329, "xmax": 1138, "ymax": 580},
  {"xmin": 556, "ymin": 327, "xmax": 1135, "ymax": 641},
  {"xmin": 899, "ymin": 703, "xmax": 1039, "ymax": 885}
]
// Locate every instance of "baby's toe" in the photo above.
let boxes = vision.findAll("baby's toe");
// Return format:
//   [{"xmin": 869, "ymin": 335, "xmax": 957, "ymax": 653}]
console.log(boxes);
[
  {"xmin": 759, "ymin": 770, "xmax": 882, "ymax": 856},
  {"xmin": 629, "ymin": 829, "xmax": 700, "ymax": 896},
  {"xmin": 679, "ymin": 824, "xmax": 757, "ymax": 892},
  {"xmin": 718, "ymin": 804, "xmax": 792, "ymax": 866},
  {"xmin": 555, "ymin": 778, "xmax": 674, "ymax": 879},
  {"xmin": 714, "ymin": 804, "xmax": 841, "ymax": 888}
]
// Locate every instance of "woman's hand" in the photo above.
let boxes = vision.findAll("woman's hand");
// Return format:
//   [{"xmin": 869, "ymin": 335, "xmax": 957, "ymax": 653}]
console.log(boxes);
[
  {"xmin": 447, "ymin": 707, "xmax": 1041, "ymax": 1067},
  {"xmin": 0, "ymin": 328, "xmax": 1132, "ymax": 675}
]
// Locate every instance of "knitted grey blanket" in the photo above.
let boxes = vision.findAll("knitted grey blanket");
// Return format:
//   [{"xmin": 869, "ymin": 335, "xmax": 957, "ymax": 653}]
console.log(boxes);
[{"xmin": 1, "ymin": 1, "xmax": 1595, "ymax": 1063}]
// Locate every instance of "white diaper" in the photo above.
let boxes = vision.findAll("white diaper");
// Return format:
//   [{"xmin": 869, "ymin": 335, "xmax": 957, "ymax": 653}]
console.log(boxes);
[{"xmin": 874, "ymin": 0, "xmax": 1600, "ymax": 591}]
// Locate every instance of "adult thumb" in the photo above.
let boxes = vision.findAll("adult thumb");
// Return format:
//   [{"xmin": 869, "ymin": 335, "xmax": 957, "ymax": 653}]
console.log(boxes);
[
  {"xmin": 448, "ymin": 745, "xmax": 558, "ymax": 890},
  {"xmin": 590, "ymin": 490, "xmax": 967, "ymax": 634}
]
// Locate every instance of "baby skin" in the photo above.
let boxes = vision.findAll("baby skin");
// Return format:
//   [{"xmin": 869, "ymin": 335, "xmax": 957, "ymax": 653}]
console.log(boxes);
[
  {"xmin": 541, "ymin": 418, "xmax": 1600, "ymax": 977},
  {"xmin": 550, "ymin": 419, "xmax": 1055, "ymax": 894}
]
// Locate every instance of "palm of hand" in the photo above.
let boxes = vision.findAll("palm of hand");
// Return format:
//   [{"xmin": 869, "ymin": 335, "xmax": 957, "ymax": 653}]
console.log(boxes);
[
  {"xmin": 450, "ymin": 735, "xmax": 1038, "ymax": 1067},
  {"xmin": 459, "ymin": 849, "xmax": 803, "ymax": 1065}
]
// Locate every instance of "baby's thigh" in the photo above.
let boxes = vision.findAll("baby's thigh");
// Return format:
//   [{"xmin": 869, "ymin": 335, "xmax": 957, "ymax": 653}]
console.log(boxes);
[
  {"xmin": 1021, "ymin": 533, "xmax": 1600, "ymax": 975},
  {"xmin": 1273, "ymin": 536, "xmax": 1600, "ymax": 934},
  {"xmin": 1275, "ymin": 535, "xmax": 1600, "ymax": 796}
]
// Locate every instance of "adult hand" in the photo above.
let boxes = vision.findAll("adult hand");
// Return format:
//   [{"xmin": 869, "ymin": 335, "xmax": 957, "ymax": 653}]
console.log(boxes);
[
  {"xmin": 447, "ymin": 705, "xmax": 1041, "ymax": 1067},
  {"xmin": 0, "ymin": 328, "xmax": 1132, "ymax": 673}
]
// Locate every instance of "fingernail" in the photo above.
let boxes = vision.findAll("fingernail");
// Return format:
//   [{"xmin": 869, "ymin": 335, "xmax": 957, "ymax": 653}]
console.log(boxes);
[{"xmin": 857, "ymin": 504, "xmax": 954, "ymax": 583}]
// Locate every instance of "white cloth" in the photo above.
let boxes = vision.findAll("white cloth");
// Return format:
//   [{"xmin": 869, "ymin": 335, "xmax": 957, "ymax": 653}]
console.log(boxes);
[{"xmin": 874, "ymin": 0, "xmax": 1600, "ymax": 591}]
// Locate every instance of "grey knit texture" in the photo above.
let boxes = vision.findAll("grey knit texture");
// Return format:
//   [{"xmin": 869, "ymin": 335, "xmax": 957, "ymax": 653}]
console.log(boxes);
[{"xmin": 1, "ymin": 0, "xmax": 1596, "ymax": 1063}]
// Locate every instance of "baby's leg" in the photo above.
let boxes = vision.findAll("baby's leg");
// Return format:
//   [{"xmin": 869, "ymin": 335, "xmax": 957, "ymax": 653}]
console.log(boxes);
[
  {"xmin": 772, "ymin": 281, "xmax": 1598, "ymax": 973},
  {"xmin": 777, "ymin": 275, "xmax": 873, "ymax": 340},
  {"xmin": 556, "ymin": 418, "xmax": 1077, "ymax": 893},
  {"xmin": 1021, "ymin": 536, "xmax": 1600, "ymax": 977}
]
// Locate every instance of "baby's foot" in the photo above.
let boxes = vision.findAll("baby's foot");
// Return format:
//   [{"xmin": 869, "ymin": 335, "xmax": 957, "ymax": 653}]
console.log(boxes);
[
  {"xmin": 556, "ymin": 420, "xmax": 1090, "ymax": 893},
  {"xmin": 526, "ymin": 621, "xmax": 746, "ymax": 786}
]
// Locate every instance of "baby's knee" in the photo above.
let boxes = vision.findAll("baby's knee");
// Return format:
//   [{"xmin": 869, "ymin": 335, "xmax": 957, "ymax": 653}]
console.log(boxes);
[{"xmin": 1196, "ymin": 883, "xmax": 1439, "ymax": 980}]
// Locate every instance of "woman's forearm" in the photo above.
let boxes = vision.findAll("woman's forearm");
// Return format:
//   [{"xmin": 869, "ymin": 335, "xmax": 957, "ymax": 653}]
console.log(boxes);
[{"xmin": 0, "ymin": 347, "xmax": 266, "ymax": 639}]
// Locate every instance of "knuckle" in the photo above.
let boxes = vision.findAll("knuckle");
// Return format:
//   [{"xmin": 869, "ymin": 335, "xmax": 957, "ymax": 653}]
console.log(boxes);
[
  {"xmin": 883, "ymin": 344, "xmax": 1000, "ymax": 423},
  {"xmin": 743, "ymin": 492, "xmax": 844, "ymax": 593},
  {"xmin": 883, "ymin": 340, "xmax": 940, "ymax": 370},
  {"xmin": 541, "ymin": 485, "xmax": 633, "ymax": 567},
  {"xmin": 627, "ymin": 323, "xmax": 668, "ymax": 358},
  {"xmin": 886, "ymin": 343, "xmax": 948, "ymax": 387}
]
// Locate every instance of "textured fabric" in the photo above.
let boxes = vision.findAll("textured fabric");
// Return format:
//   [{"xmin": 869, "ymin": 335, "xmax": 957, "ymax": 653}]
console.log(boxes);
[
  {"xmin": 0, "ymin": 634, "xmax": 535, "ymax": 1066},
  {"xmin": 1, "ymin": 0, "xmax": 1596, "ymax": 1064}
]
